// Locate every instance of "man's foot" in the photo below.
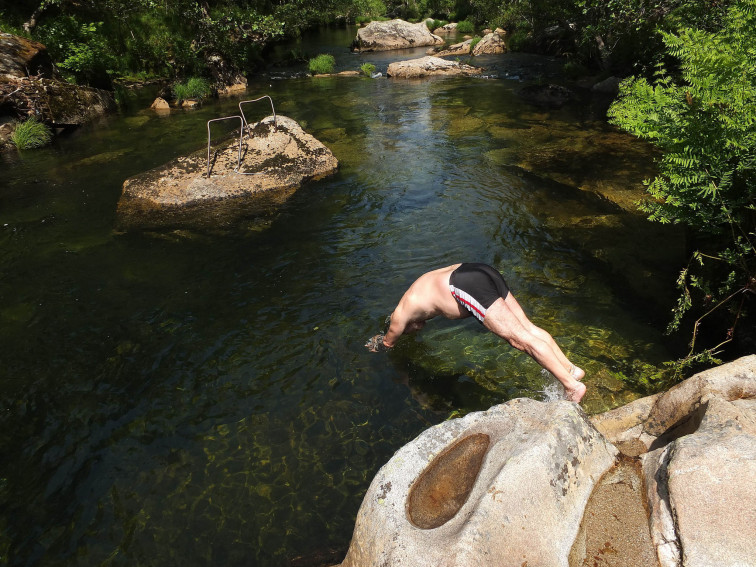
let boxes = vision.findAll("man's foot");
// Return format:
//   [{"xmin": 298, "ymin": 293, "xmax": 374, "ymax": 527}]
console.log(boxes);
[
  {"xmin": 565, "ymin": 381, "xmax": 586, "ymax": 403},
  {"xmin": 569, "ymin": 364, "xmax": 585, "ymax": 381}
]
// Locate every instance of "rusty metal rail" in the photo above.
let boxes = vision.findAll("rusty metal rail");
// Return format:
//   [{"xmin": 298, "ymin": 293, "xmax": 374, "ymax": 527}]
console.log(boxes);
[
  {"xmin": 205, "ymin": 96, "xmax": 277, "ymax": 177},
  {"xmin": 239, "ymin": 95, "xmax": 276, "ymax": 135},
  {"xmin": 205, "ymin": 115, "xmax": 244, "ymax": 178}
]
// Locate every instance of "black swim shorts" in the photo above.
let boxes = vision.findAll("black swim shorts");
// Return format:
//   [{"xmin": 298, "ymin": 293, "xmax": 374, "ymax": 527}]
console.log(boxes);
[{"xmin": 449, "ymin": 263, "xmax": 510, "ymax": 322}]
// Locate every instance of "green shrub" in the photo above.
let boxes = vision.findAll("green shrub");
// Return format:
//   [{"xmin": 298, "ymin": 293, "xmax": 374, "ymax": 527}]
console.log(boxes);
[
  {"xmin": 506, "ymin": 29, "xmax": 530, "ymax": 52},
  {"xmin": 173, "ymin": 77, "xmax": 212, "ymax": 102},
  {"xmin": 469, "ymin": 35, "xmax": 482, "ymax": 51},
  {"xmin": 308, "ymin": 54, "xmax": 335, "ymax": 75},
  {"xmin": 608, "ymin": 0, "xmax": 756, "ymax": 377},
  {"xmin": 426, "ymin": 19, "xmax": 448, "ymax": 31},
  {"xmin": 360, "ymin": 62, "xmax": 376, "ymax": 76},
  {"xmin": 563, "ymin": 60, "xmax": 589, "ymax": 80},
  {"xmin": 11, "ymin": 117, "xmax": 53, "ymax": 150},
  {"xmin": 456, "ymin": 19, "xmax": 475, "ymax": 33},
  {"xmin": 35, "ymin": 18, "xmax": 114, "ymax": 88}
]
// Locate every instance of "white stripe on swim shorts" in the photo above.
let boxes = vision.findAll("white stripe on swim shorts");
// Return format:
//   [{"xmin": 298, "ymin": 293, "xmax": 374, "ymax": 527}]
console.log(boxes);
[{"xmin": 449, "ymin": 285, "xmax": 487, "ymax": 322}]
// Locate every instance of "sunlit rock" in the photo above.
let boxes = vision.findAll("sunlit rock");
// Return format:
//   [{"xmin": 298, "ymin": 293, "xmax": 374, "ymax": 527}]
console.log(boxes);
[
  {"xmin": 338, "ymin": 398, "xmax": 617, "ymax": 567},
  {"xmin": 433, "ymin": 23, "xmax": 458, "ymax": 34},
  {"xmin": 386, "ymin": 56, "xmax": 480, "ymax": 79},
  {"xmin": 431, "ymin": 40, "xmax": 472, "ymax": 57},
  {"xmin": 352, "ymin": 20, "xmax": 444, "ymax": 52},
  {"xmin": 335, "ymin": 357, "xmax": 756, "ymax": 567},
  {"xmin": 592, "ymin": 355, "xmax": 756, "ymax": 567},
  {"xmin": 472, "ymin": 32, "xmax": 507, "ymax": 55},
  {"xmin": 150, "ymin": 97, "xmax": 170, "ymax": 111},
  {"xmin": 117, "ymin": 115, "xmax": 338, "ymax": 231}
]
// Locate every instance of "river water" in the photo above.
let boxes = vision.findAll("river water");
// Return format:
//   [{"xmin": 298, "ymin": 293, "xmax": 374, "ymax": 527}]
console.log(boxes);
[{"xmin": 1, "ymin": 25, "xmax": 685, "ymax": 567}]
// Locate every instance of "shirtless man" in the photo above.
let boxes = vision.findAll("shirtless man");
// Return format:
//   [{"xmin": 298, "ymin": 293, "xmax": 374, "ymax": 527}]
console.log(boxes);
[{"xmin": 366, "ymin": 263, "xmax": 586, "ymax": 403}]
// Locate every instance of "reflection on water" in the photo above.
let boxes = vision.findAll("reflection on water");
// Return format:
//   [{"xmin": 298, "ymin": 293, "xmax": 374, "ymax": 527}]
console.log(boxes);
[{"xmin": 0, "ymin": 26, "xmax": 684, "ymax": 567}]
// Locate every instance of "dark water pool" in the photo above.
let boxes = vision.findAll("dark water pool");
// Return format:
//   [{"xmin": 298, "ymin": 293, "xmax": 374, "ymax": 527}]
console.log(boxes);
[{"xmin": 0, "ymin": 26, "xmax": 685, "ymax": 566}]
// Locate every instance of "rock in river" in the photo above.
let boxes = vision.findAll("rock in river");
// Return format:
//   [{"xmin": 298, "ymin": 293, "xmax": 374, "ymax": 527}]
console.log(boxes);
[
  {"xmin": 386, "ymin": 56, "xmax": 480, "ymax": 79},
  {"xmin": 352, "ymin": 19, "xmax": 444, "ymax": 52},
  {"xmin": 116, "ymin": 115, "xmax": 338, "ymax": 231}
]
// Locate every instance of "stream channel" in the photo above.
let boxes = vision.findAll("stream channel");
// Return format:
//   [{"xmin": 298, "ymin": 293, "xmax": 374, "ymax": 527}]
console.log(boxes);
[{"xmin": 0, "ymin": 24, "xmax": 686, "ymax": 567}]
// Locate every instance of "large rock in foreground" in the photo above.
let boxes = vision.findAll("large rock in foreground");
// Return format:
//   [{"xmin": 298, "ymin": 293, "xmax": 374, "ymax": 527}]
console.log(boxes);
[
  {"xmin": 336, "ymin": 355, "xmax": 756, "ymax": 567},
  {"xmin": 339, "ymin": 399, "xmax": 617, "ymax": 567},
  {"xmin": 352, "ymin": 20, "xmax": 443, "ymax": 52},
  {"xmin": 386, "ymin": 56, "xmax": 480, "ymax": 79},
  {"xmin": 117, "ymin": 115, "xmax": 338, "ymax": 230}
]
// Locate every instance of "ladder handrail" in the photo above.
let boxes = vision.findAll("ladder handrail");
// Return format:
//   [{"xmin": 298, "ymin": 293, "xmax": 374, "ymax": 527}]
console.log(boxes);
[
  {"xmin": 206, "ymin": 115, "xmax": 244, "ymax": 178},
  {"xmin": 239, "ymin": 95, "xmax": 276, "ymax": 134}
]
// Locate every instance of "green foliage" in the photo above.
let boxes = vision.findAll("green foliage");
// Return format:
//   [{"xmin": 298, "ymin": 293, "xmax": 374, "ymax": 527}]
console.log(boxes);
[
  {"xmin": 11, "ymin": 117, "xmax": 53, "ymax": 150},
  {"xmin": 347, "ymin": 0, "xmax": 386, "ymax": 23},
  {"xmin": 469, "ymin": 35, "xmax": 482, "ymax": 51},
  {"xmin": 456, "ymin": 19, "xmax": 475, "ymax": 33},
  {"xmin": 360, "ymin": 62, "xmax": 376, "ymax": 76},
  {"xmin": 173, "ymin": 76, "xmax": 212, "ymax": 102},
  {"xmin": 34, "ymin": 17, "xmax": 115, "ymax": 87},
  {"xmin": 608, "ymin": 0, "xmax": 756, "ymax": 378},
  {"xmin": 426, "ymin": 19, "xmax": 449, "ymax": 31},
  {"xmin": 308, "ymin": 53, "xmax": 335, "ymax": 75}
]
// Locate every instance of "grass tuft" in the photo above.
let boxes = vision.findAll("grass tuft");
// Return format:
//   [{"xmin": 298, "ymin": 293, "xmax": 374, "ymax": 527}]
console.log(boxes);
[
  {"xmin": 11, "ymin": 117, "xmax": 53, "ymax": 150},
  {"xmin": 360, "ymin": 63, "xmax": 376, "ymax": 77},
  {"xmin": 173, "ymin": 77, "xmax": 212, "ymax": 102},
  {"xmin": 309, "ymin": 54, "xmax": 335, "ymax": 75}
]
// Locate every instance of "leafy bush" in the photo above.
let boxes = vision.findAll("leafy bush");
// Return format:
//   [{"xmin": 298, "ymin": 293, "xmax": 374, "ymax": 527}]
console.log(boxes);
[
  {"xmin": 308, "ymin": 54, "xmax": 335, "ymax": 75},
  {"xmin": 608, "ymin": 0, "xmax": 756, "ymax": 376},
  {"xmin": 173, "ymin": 77, "xmax": 212, "ymax": 102},
  {"xmin": 456, "ymin": 19, "xmax": 475, "ymax": 33},
  {"xmin": 11, "ymin": 117, "xmax": 52, "ymax": 150},
  {"xmin": 35, "ymin": 17, "xmax": 114, "ymax": 87},
  {"xmin": 469, "ymin": 35, "xmax": 483, "ymax": 51},
  {"xmin": 426, "ymin": 19, "xmax": 448, "ymax": 31},
  {"xmin": 360, "ymin": 62, "xmax": 376, "ymax": 76}
]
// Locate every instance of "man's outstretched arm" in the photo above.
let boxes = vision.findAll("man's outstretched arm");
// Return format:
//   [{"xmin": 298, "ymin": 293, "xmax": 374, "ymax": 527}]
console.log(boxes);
[{"xmin": 366, "ymin": 305, "xmax": 409, "ymax": 351}]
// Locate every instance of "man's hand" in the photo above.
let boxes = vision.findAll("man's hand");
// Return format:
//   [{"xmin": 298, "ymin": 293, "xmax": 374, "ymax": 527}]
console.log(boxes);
[{"xmin": 365, "ymin": 334, "xmax": 390, "ymax": 352}]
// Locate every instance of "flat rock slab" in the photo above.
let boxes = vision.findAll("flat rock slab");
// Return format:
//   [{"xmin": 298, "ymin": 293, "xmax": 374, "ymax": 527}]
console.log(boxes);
[
  {"xmin": 117, "ymin": 115, "xmax": 338, "ymax": 230},
  {"xmin": 386, "ymin": 56, "xmax": 481, "ymax": 79}
]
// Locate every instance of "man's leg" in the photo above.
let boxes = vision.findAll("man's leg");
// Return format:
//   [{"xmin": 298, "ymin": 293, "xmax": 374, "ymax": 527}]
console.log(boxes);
[
  {"xmin": 502, "ymin": 294, "xmax": 584, "ymax": 380},
  {"xmin": 482, "ymin": 297, "xmax": 586, "ymax": 402}
]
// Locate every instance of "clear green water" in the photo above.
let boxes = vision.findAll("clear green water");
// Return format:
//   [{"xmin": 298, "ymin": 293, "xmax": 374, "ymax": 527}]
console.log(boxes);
[{"xmin": 1, "ymin": 26, "xmax": 685, "ymax": 566}]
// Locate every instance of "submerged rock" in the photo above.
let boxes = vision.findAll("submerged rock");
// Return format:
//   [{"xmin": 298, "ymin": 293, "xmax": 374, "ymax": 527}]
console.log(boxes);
[
  {"xmin": 518, "ymin": 83, "xmax": 576, "ymax": 108},
  {"xmin": 386, "ymin": 56, "xmax": 480, "ymax": 79},
  {"xmin": 116, "ymin": 115, "xmax": 338, "ymax": 231},
  {"xmin": 352, "ymin": 20, "xmax": 443, "ymax": 52}
]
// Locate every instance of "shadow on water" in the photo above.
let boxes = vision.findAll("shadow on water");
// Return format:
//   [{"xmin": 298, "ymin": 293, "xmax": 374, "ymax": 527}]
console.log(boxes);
[{"xmin": 0, "ymin": 27, "xmax": 686, "ymax": 567}]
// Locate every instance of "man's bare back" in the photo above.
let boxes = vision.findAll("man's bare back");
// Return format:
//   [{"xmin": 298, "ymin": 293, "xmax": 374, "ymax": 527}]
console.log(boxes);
[
  {"xmin": 367, "ymin": 263, "xmax": 586, "ymax": 403},
  {"xmin": 381, "ymin": 264, "xmax": 468, "ymax": 347}
]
